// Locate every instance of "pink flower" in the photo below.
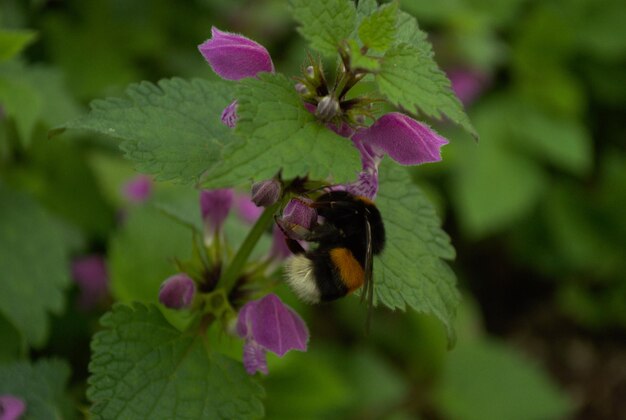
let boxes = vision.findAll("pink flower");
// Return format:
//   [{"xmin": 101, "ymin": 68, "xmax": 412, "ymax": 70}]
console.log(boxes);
[
  {"xmin": 448, "ymin": 68, "xmax": 489, "ymax": 106},
  {"xmin": 0, "ymin": 395, "xmax": 26, "ymax": 420},
  {"xmin": 275, "ymin": 198, "xmax": 317, "ymax": 241},
  {"xmin": 199, "ymin": 27, "xmax": 275, "ymax": 129},
  {"xmin": 220, "ymin": 100, "xmax": 239, "ymax": 128},
  {"xmin": 344, "ymin": 113, "xmax": 449, "ymax": 199},
  {"xmin": 236, "ymin": 294, "xmax": 308, "ymax": 375},
  {"xmin": 356, "ymin": 112, "xmax": 448, "ymax": 166},
  {"xmin": 198, "ymin": 27, "xmax": 274, "ymax": 81},
  {"xmin": 269, "ymin": 226, "xmax": 292, "ymax": 261},
  {"xmin": 200, "ymin": 189, "xmax": 234, "ymax": 234},
  {"xmin": 122, "ymin": 175, "xmax": 152, "ymax": 203},
  {"xmin": 71, "ymin": 255, "xmax": 109, "ymax": 310},
  {"xmin": 158, "ymin": 274, "xmax": 196, "ymax": 309},
  {"xmin": 233, "ymin": 193, "xmax": 263, "ymax": 224}
]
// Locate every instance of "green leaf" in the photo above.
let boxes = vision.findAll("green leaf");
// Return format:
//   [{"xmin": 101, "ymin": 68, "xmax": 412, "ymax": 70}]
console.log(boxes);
[
  {"xmin": 109, "ymin": 204, "xmax": 193, "ymax": 305},
  {"xmin": 394, "ymin": 9, "xmax": 430, "ymax": 48},
  {"xmin": 451, "ymin": 132, "xmax": 546, "ymax": 238},
  {"xmin": 435, "ymin": 339, "xmax": 572, "ymax": 420},
  {"xmin": 88, "ymin": 303, "xmax": 264, "ymax": 419},
  {"xmin": 358, "ymin": 1, "xmax": 398, "ymax": 52},
  {"xmin": 152, "ymin": 186, "xmax": 204, "ymax": 234},
  {"xmin": 0, "ymin": 313, "xmax": 25, "ymax": 362},
  {"xmin": 356, "ymin": 0, "xmax": 379, "ymax": 22},
  {"xmin": 0, "ymin": 359, "xmax": 74, "ymax": 420},
  {"xmin": 202, "ymin": 73, "xmax": 361, "ymax": 188},
  {"xmin": 57, "ymin": 78, "xmax": 235, "ymax": 184},
  {"xmin": 0, "ymin": 69, "xmax": 42, "ymax": 145},
  {"xmin": 0, "ymin": 185, "xmax": 71, "ymax": 347},
  {"xmin": 0, "ymin": 62, "xmax": 80, "ymax": 146},
  {"xmin": 264, "ymin": 348, "xmax": 353, "ymax": 418},
  {"xmin": 509, "ymin": 105, "xmax": 592, "ymax": 176},
  {"xmin": 347, "ymin": 40, "xmax": 381, "ymax": 71},
  {"xmin": 0, "ymin": 29, "xmax": 37, "ymax": 61},
  {"xmin": 374, "ymin": 160, "xmax": 459, "ymax": 344},
  {"xmin": 290, "ymin": 0, "xmax": 356, "ymax": 56},
  {"xmin": 376, "ymin": 43, "xmax": 477, "ymax": 139}
]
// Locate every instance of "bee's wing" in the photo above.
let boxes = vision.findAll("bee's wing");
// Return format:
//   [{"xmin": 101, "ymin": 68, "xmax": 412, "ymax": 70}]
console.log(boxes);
[{"xmin": 362, "ymin": 217, "xmax": 375, "ymax": 332}]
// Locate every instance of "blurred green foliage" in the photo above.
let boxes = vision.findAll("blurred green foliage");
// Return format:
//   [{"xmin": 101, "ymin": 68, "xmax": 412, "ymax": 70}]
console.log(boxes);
[{"xmin": 0, "ymin": 0, "xmax": 624, "ymax": 418}]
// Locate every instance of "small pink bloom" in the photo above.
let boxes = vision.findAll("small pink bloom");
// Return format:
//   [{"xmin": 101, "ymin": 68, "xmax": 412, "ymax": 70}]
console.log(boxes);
[
  {"xmin": 275, "ymin": 198, "xmax": 317, "ymax": 240},
  {"xmin": 200, "ymin": 189, "xmax": 234, "ymax": 233},
  {"xmin": 448, "ymin": 68, "xmax": 489, "ymax": 106},
  {"xmin": 122, "ymin": 175, "xmax": 152, "ymax": 203},
  {"xmin": 0, "ymin": 395, "xmax": 26, "ymax": 420},
  {"xmin": 237, "ymin": 294, "xmax": 309, "ymax": 375},
  {"xmin": 356, "ymin": 112, "xmax": 448, "ymax": 166},
  {"xmin": 269, "ymin": 226, "xmax": 292, "ymax": 261},
  {"xmin": 221, "ymin": 100, "xmax": 238, "ymax": 128},
  {"xmin": 158, "ymin": 274, "xmax": 196, "ymax": 309},
  {"xmin": 234, "ymin": 193, "xmax": 263, "ymax": 224},
  {"xmin": 71, "ymin": 255, "xmax": 109, "ymax": 310},
  {"xmin": 198, "ymin": 27, "xmax": 274, "ymax": 81},
  {"xmin": 345, "ymin": 138, "xmax": 382, "ymax": 199}
]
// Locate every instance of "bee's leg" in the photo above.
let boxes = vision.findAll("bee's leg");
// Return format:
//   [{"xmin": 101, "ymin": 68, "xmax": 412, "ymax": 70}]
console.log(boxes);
[
  {"xmin": 304, "ymin": 223, "xmax": 342, "ymax": 242},
  {"xmin": 285, "ymin": 237, "xmax": 306, "ymax": 255}
]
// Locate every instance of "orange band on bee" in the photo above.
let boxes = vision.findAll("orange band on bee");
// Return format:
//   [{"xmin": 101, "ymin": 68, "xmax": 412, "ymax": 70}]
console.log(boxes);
[
  {"xmin": 330, "ymin": 248, "xmax": 364, "ymax": 292},
  {"xmin": 355, "ymin": 195, "xmax": 375, "ymax": 207}
]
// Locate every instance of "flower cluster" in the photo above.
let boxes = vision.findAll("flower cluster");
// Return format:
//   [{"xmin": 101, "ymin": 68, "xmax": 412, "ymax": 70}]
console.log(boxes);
[
  {"xmin": 185, "ymin": 26, "xmax": 452, "ymax": 375},
  {"xmin": 199, "ymin": 26, "xmax": 449, "ymax": 199}
]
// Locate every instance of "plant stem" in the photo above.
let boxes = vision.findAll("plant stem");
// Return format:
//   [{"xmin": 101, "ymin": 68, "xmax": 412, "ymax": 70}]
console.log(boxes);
[{"xmin": 220, "ymin": 202, "xmax": 280, "ymax": 294}]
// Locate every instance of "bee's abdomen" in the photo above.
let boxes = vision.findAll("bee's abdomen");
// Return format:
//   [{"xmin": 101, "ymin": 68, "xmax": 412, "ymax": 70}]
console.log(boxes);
[{"xmin": 329, "ymin": 248, "xmax": 364, "ymax": 293}]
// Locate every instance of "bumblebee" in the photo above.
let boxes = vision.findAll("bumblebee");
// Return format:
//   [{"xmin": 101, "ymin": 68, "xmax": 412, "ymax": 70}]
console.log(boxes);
[{"xmin": 281, "ymin": 191, "xmax": 386, "ymax": 309}]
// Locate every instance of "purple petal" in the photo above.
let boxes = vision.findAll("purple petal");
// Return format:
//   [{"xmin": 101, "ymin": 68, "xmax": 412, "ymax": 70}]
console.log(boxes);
[
  {"xmin": 234, "ymin": 193, "xmax": 263, "ymax": 224},
  {"xmin": 337, "ymin": 137, "xmax": 382, "ymax": 199},
  {"xmin": 198, "ymin": 27, "xmax": 274, "ymax": 81},
  {"xmin": 200, "ymin": 189, "xmax": 234, "ymax": 233},
  {"xmin": 237, "ymin": 293, "xmax": 309, "ymax": 357},
  {"xmin": 158, "ymin": 273, "xmax": 196, "ymax": 309},
  {"xmin": 282, "ymin": 198, "xmax": 317, "ymax": 230},
  {"xmin": 221, "ymin": 100, "xmax": 238, "ymax": 128},
  {"xmin": 242, "ymin": 341, "xmax": 268, "ymax": 375},
  {"xmin": 0, "ymin": 395, "xmax": 26, "ymax": 420},
  {"xmin": 328, "ymin": 121, "xmax": 356, "ymax": 138},
  {"xmin": 250, "ymin": 179, "xmax": 281, "ymax": 207},
  {"xmin": 269, "ymin": 226, "xmax": 292, "ymax": 261},
  {"xmin": 122, "ymin": 175, "xmax": 152, "ymax": 203},
  {"xmin": 71, "ymin": 255, "xmax": 109, "ymax": 310},
  {"xmin": 358, "ymin": 112, "xmax": 449, "ymax": 165},
  {"xmin": 448, "ymin": 68, "xmax": 489, "ymax": 105}
]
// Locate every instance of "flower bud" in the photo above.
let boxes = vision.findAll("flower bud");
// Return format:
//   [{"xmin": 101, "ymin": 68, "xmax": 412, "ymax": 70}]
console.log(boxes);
[
  {"xmin": 282, "ymin": 199, "xmax": 317, "ymax": 229},
  {"xmin": 0, "ymin": 395, "xmax": 26, "ymax": 420},
  {"xmin": 158, "ymin": 274, "xmax": 196, "ymax": 309},
  {"xmin": 315, "ymin": 95, "xmax": 340, "ymax": 122},
  {"xmin": 305, "ymin": 65, "xmax": 315, "ymax": 79},
  {"xmin": 250, "ymin": 179, "xmax": 281, "ymax": 207},
  {"xmin": 275, "ymin": 198, "xmax": 317, "ymax": 241},
  {"xmin": 198, "ymin": 27, "xmax": 274, "ymax": 81},
  {"xmin": 295, "ymin": 83, "xmax": 309, "ymax": 96}
]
